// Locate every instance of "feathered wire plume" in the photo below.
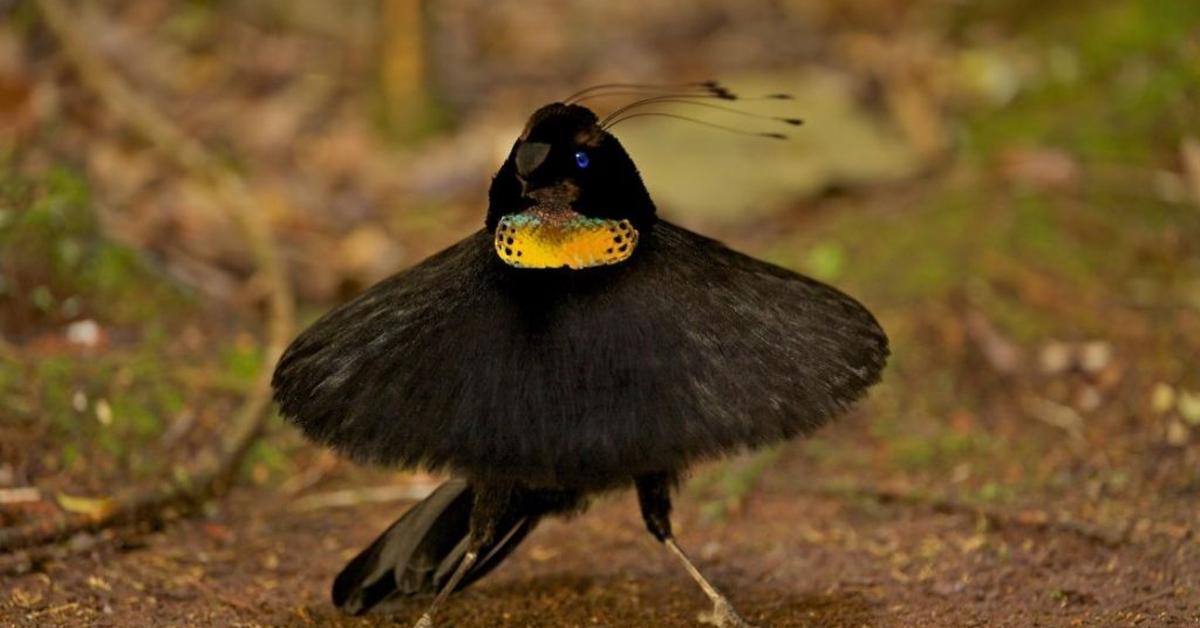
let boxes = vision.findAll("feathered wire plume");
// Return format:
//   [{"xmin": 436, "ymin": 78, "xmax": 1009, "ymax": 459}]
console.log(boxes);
[{"xmin": 562, "ymin": 80, "xmax": 802, "ymax": 140}]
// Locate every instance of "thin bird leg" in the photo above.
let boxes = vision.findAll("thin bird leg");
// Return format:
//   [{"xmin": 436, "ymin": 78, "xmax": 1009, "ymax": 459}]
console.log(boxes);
[
  {"xmin": 663, "ymin": 537, "xmax": 752, "ymax": 628},
  {"xmin": 635, "ymin": 473, "xmax": 755, "ymax": 628},
  {"xmin": 411, "ymin": 548, "xmax": 477, "ymax": 628},
  {"xmin": 412, "ymin": 482, "xmax": 515, "ymax": 628}
]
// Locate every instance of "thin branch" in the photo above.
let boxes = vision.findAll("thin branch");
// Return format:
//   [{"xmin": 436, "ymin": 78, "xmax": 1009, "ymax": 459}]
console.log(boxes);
[
  {"xmin": 0, "ymin": 488, "xmax": 42, "ymax": 505},
  {"xmin": 287, "ymin": 484, "xmax": 438, "ymax": 513},
  {"xmin": 0, "ymin": 0, "xmax": 294, "ymax": 553}
]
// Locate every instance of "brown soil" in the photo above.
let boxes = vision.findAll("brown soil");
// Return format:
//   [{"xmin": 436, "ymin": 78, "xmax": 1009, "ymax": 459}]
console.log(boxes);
[{"xmin": 3, "ymin": 441, "xmax": 1196, "ymax": 628}]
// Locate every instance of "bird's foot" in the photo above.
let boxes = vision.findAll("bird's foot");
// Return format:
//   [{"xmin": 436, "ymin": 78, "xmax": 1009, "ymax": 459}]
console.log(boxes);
[
  {"xmin": 698, "ymin": 598, "xmax": 754, "ymax": 628},
  {"xmin": 412, "ymin": 613, "xmax": 434, "ymax": 628}
]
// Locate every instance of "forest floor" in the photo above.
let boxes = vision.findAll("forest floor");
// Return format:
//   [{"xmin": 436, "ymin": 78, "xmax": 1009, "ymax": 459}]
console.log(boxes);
[
  {"xmin": 3, "ymin": 1, "xmax": 1200, "ymax": 626},
  {"xmin": 5, "ymin": 160, "xmax": 1200, "ymax": 624},
  {"xmin": 1, "ymin": 429, "xmax": 1197, "ymax": 627}
]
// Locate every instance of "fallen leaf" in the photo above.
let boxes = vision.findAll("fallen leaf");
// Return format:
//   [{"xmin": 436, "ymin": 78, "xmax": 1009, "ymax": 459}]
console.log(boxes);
[
  {"xmin": 56, "ymin": 493, "xmax": 118, "ymax": 520},
  {"xmin": 10, "ymin": 587, "xmax": 42, "ymax": 608},
  {"xmin": 1181, "ymin": 136, "xmax": 1200, "ymax": 207},
  {"xmin": 1039, "ymin": 341, "xmax": 1072, "ymax": 375}
]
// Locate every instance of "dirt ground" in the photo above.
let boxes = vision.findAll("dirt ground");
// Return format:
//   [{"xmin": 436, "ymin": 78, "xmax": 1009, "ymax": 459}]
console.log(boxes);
[
  {"xmin": 3, "ymin": 431, "xmax": 1197, "ymax": 628},
  {"xmin": 4, "ymin": 1, "xmax": 1200, "ymax": 626}
]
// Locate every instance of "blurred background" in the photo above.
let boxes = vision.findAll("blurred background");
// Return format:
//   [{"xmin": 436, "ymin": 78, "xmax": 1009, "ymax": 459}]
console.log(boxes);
[{"xmin": 1, "ymin": 0, "xmax": 1198, "ymax": 625}]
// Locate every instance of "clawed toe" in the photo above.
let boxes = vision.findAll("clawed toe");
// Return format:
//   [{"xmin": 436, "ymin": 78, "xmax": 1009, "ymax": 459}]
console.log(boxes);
[{"xmin": 698, "ymin": 599, "xmax": 755, "ymax": 628}]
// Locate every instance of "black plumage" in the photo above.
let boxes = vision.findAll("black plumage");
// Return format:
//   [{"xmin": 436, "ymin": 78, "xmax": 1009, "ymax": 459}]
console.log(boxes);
[
  {"xmin": 332, "ymin": 479, "xmax": 583, "ymax": 614},
  {"xmin": 275, "ymin": 222, "xmax": 885, "ymax": 485},
  {"xmin": 272, "ymin": 96, "xmax": 888, "ymax": 626}
]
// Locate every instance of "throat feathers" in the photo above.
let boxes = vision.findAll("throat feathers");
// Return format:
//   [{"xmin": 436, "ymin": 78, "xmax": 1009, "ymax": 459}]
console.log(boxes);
[{"xmin": 495, "ymin": 208, "xmax": 638, "ymax": 269}]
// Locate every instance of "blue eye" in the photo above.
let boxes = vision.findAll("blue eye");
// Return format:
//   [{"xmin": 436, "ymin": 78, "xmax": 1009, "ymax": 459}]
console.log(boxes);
[{"xmin": 574, "ymin": 151, "xmax": 590, "ymax": 169}]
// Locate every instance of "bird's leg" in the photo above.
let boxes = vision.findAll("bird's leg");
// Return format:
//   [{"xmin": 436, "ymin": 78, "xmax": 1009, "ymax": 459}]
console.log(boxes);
[
  {"xmin": 412, "ymin": 481, "xmax": 514, "ymax": 628},
  {"xmin": 635, "ymin": 472, "xmax": 755, "ymax": 628}
]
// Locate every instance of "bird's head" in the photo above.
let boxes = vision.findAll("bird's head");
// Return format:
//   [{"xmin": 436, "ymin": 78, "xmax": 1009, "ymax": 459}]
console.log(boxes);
[
  {"xmin": 485, "ymin": 83, "xmax": 800, "ymax": 271},
  {"xmin": 486, "ymin": 102, "xmax": 655, "ymax": 271}
]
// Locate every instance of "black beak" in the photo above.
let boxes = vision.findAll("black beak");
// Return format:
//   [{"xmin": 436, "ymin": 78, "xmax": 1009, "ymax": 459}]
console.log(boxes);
[{"xmin": 515, "ymin": 142, "xmax": 551, "ymax": 179}]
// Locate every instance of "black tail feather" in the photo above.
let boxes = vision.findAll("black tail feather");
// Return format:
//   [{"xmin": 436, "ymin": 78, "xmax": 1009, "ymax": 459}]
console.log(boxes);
[{"xmin": 332, "ymin": 479, "xmax": 540, "ymax": 616}]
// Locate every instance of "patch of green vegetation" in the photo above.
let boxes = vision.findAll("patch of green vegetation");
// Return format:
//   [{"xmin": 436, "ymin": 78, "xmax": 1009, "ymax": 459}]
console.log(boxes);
[
  {"xmin": 779, "ymin": 192, "xmax": 979, "ymax": 309},
  {"xmin": 0, "ymin": 161, "xmax": 191, "ymax": 336},
  {"xmin": 161, "ymin": 1, "xmax": 218, "ymax": 49},
  {"xmin": 13, "ymin": 327, "xmax": 294, "ymax": 485},
  {"xmin": 801, "ymin": 241, "xmax": 846, "ymax": 282},
  {"xmin": 789, "ymin": 0, "xmax": 1198, "ymax": 331},
  {"xmin": 964, "ymin": 1, "xmax": 1200, "ymax": 161},
  {"xmin": 221, "ymin": 339, "xmax": 264, "ymax": 384},
  {"xmin": 974, "ymin": 481, "xmax": 1015, "ymax": 503},
  {"xmin": 244, "ymin": 435, "xmax": 297, "ymax": 484},
  {"xmin": 765, "ymin": 0, "xmax": 1200, "ymax": 498},
  {"xmin": 0, "ymin": 159, "xmax": 213, "ymax": 480},
  {"xmin": 691, "ymin": 447, "xmax": 784, "ymax": 524},
  {"xmin": 27, "ymin": 340, "xmax": 183, "ymax": 470},
  {"xmin": 891, "ymin": 431, "xmax": 987, "ymax": 472}
]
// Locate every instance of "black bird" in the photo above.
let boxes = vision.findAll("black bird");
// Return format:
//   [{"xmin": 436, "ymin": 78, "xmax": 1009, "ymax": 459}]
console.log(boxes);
[{"xmin": 272, "ymin": 82, "xmax": 889, "ymax": 627}]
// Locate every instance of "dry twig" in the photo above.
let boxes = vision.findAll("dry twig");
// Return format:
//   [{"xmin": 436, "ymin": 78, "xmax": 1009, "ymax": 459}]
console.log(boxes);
[
  {"xmin": 287, "ymin": 484, "xmax": 439, "ymax": 513},
  {"xmin": 0, "ymin": 0, "xmax": 294, "ymax": 553}
]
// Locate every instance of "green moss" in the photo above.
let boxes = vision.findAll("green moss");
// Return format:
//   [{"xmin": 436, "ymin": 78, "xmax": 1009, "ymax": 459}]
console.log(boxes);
[
  {"xmin": 801, "ymin": 241, "xmax": 846, "ymax": 282},
  {"xmin": 11, "ymin": 335, "xmax": 263, "ymax": 480},
  {"xmin": 890, "ymin": 430, "xmax": 993, "ymax": 473},
  {"xmin": 244, "ymin": 436, "xmax": 296, "ymax": 483},
  {"xmin": 976, "ymin": 482, "xmax": 1014, "ymax": 503},
  {"xmin": 0, "ymin": 163, "xmax": 191, "ymax": 334},
  {"xmin": 222, "ymin": 341, "xmax": 264, "ymax": 383},
  {"xmin": 769, "ymin": 3, "xmax": 1199, "ymax": 494},
  {"xmin": 963, "ymin": 1, "xmax": 1200, "ymax": 160},
  {"xmin": 691, "ymin": 446, "xmax": 784, "ymax": 524}
]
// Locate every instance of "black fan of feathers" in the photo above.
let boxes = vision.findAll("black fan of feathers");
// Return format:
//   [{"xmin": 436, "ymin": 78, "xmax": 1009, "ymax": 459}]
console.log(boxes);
[{"xmin": 272, "ymin": 82, "xmax": 888, "ymax": 626}]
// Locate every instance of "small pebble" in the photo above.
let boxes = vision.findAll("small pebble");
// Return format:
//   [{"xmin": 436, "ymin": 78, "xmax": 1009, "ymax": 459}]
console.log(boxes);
[
  {"xmin": 65, "ymin": 319, "xmax": 101, "ymax": 348},
  {"xmin": 1039, "ymin": 342, "xmax": 1072, "ymax": 375},
  {"xmin": 1079, "ymin": 340, "xmax": 1112, "ymax": 373},
  {"xmin": 1166, "ymin": 421, "xmax": 1190, "ymax": 447}
]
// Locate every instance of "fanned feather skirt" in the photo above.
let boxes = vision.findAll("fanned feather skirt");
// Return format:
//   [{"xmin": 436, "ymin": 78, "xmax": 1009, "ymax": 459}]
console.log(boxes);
[{"xmin": 272, "ymin": 221, "xmax": 888, "ymax": 487}]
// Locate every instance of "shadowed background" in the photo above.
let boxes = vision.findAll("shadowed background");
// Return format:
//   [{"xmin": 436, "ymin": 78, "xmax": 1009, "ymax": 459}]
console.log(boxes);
[{"xmin": 1, "ymin": 1, "xmax": 1198, "ymax": 625}]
